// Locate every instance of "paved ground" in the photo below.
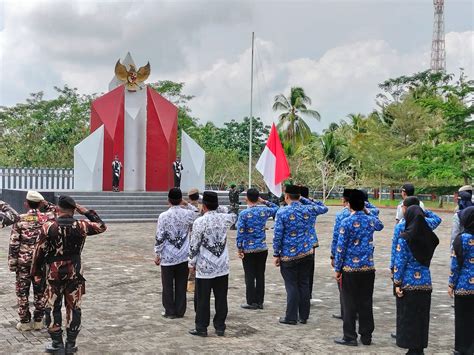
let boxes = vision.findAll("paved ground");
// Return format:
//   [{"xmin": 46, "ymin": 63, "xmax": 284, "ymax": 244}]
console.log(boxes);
[{"xmin": 0, "ymin": 206, "xmax": 456, "ymax": 354}]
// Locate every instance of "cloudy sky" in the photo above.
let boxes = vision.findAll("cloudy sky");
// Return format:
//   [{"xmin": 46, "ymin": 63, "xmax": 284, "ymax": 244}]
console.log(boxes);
[{"xmin": 0, "ymin": 0, "xmax": 472, "ymax": 132}]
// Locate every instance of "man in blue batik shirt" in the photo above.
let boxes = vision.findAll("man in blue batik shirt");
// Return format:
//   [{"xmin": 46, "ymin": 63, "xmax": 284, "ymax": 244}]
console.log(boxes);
[
  {"xmin": 236, "ymin": 188, "xmax": 279, "ymax": 310},
  {"xmin": 333, "ymin": 189, "xmax": 384, "ymax": 347},
  {"xmin": 273, "ymin": 185, "xmax": 328, "ymax": 325},
  {"xmin": 300, "ymin": 186, "xmax": 328, "ymax": 302}
]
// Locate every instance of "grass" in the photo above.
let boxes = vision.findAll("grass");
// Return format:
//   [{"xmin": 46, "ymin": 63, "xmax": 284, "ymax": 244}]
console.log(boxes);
[{"xmin": 323, "ymin": 199, "xmax": 456, "ymax": 211}]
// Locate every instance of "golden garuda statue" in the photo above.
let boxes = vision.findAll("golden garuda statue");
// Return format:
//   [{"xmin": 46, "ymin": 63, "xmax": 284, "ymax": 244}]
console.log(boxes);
[{"xmin": 114, "ymin": 59, "xmax": 151, "ymax": 91}]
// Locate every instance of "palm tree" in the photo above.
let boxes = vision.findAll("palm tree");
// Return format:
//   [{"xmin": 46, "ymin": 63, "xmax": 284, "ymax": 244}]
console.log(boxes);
[{"xmin": 273, "ymin": 87, "xmax": 321, "ymax": 149}]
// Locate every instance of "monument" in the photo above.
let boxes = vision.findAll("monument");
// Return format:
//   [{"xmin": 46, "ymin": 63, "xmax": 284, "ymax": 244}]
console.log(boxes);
[{"xmin": 74, "ymin": 53, "xmax": 178, "ymax": 191}]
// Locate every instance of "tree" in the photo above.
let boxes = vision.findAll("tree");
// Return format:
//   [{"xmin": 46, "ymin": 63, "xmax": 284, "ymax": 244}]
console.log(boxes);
[
  {"xmin": 272, "ymin": 87, "xmax": 320, "ymax": 151},
  {"xmin": 0, "ymin": 86, "xmax": 96, "ymax": 167}
]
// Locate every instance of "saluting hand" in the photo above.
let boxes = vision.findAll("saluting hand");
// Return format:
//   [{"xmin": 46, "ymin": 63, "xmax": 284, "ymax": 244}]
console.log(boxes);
[{"xmin": 75, "ymin": 204, "xmax": 88, "ymax": 215}]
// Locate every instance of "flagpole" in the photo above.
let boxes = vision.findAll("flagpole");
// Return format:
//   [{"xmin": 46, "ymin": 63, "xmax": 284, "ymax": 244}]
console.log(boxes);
[{"xmin": 248, "ymin": 31, "xmax": 255, "ymax": 188}]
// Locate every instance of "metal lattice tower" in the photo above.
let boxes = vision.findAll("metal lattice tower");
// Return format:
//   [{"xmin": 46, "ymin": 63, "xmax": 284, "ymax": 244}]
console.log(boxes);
[{"xmin": 431, "ymin": 0, "xmax": 446, "ymax": 72}]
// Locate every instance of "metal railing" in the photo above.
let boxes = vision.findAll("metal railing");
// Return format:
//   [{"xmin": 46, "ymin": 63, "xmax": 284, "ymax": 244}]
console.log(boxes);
[{"xmin": 0, "ymin": 167, "xmax": 74, "ymax": 190}]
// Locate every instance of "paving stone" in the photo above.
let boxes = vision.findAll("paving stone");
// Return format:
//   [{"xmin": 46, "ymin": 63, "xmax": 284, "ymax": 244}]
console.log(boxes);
[{"xmin": 0, "ymin": 207, "xmax": 455, "ymax": 353}]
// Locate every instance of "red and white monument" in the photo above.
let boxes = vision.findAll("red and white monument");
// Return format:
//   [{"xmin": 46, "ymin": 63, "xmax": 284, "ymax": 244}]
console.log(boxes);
[{"xmin": 74, "ymin": 53, "xmax": 178, "ymax": 191}]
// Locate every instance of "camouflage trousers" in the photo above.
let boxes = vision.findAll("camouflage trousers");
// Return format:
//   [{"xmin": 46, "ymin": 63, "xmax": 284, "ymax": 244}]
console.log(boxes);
[
  {"xmin": 15, "ymin": 266, "xmax": 46, "ymax": 323},
  {"xmin": 45, "ymin": 278, "xmax": 83, "ymax": 332}
]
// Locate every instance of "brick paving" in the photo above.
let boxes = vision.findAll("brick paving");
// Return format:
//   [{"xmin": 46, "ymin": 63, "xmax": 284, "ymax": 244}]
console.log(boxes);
[{"xmin": 0, "ymin": 207, "xmax": 455, "ymax": 354}]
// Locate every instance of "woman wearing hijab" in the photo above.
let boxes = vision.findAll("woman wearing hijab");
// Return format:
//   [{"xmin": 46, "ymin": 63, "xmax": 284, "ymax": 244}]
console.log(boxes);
[
  {"xmin": 449, "ymin": 206, "xmax": 474, "ymax": 355},
  {"xmin": 451, "ymin": 191, "xmax": 474, "ymax": 245},
  {"xmin": 393, "ymin": 205, "xmax": 439, "ymax": 355}
]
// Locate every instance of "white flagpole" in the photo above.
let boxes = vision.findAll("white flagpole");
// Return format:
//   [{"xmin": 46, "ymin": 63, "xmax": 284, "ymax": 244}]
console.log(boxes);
[{"xmin": 248, "ymin": 31, "xmax": 255, "ymax": 188}]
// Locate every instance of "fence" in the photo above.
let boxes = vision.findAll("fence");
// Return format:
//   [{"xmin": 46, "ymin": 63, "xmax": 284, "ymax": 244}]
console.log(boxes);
[{"xmin": 0, "ymin": 167, "xmax": 74, "ymax": 190}]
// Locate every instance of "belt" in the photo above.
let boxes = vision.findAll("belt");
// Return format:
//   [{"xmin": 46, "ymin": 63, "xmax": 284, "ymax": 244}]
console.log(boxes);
[{"xmin": 46, "ymin": 255, "xmax": 81, "ymax": 263}]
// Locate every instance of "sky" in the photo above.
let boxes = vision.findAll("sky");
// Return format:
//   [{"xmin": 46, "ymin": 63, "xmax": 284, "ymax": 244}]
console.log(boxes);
[{"xmin": 0, "ymin": 0, "xmax": 473, "ymax": 132}]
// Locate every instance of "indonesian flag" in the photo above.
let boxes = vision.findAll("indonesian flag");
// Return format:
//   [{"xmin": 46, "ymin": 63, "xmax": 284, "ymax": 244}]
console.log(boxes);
[{"xmin": 256, "ymin": 123, "xmax": 290, "ymax": 196}]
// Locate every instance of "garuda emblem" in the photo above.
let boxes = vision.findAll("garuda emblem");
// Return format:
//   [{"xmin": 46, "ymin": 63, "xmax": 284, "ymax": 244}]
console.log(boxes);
[{"xmin": 114, "ymin": 60, "xmax": 151, "ymax": 92}]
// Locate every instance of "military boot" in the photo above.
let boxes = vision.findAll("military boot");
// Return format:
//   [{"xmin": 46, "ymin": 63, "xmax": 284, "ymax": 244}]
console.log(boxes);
[
  {"xmin": 45, "ymin": 329, "xmax": 65, "ymax": 354},
  {"xmin": 65, "ymin": 329, "xmax": 79, "ymax": 354}
]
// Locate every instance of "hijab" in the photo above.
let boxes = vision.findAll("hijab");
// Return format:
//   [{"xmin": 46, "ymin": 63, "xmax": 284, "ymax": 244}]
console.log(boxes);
[
  {"xmin": 401, "ymin": 205, "xmax": 439, "ymax": 267},
  {"xmin": 453, "ymin": 206, "xmax": 474, "ymax": 266}
]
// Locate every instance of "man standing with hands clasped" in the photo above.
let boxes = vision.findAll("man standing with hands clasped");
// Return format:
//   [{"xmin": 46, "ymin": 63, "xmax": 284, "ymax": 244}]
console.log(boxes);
[
  {"xmin": 333, "ymin": 189, "xmax": 384, "ymax": 347},
  {"xmin": 154, "ymin": 188, "xmax": 199, "ymax": 319},
  {"xmin": 188, "ymin": 191, "xmax": 237, "ymax": 337}
]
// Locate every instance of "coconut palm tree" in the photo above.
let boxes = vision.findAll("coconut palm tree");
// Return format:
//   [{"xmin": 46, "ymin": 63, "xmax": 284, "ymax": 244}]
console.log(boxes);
[{"xmin": 272, "ymin": 87, "xmax": 321, "ymax": 149}]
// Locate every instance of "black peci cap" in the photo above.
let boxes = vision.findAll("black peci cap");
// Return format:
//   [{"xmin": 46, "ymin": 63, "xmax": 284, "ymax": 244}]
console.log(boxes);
[
  {"xmin": 348, "ymin": 189, "xmax": 365, "ymax": 211},
  {"xmin": 203, "ymin": 191, "xmax": 218, "ymax": 204},
  {"xmin": 403, "ymin": 196, "xmax": 420, "ymax": 207},
  {"xmin": 300, "ymin": 186, "xmax": 309, "ymax": 198},
  {"xmin": 168, "ymin": 188, "xmax": 182, "ymax": 200},
  {"xmin": 285, "ymin": 185, "xmax": 301, "ymax": 195},
  {"xmin": 58, "ymin": 195, "xmax": 76, "ymax": 210}
]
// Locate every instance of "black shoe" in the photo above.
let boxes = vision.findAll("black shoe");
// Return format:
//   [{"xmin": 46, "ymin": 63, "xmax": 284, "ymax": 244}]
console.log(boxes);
[
  {"xmin": 65, "ymin": 329, "xmax": 79, "ymax": 354},
  {"xmin": 240, "ymin": 303, "xmax": 258, "ymax": 310},
  {"xmin": 391, "ymin": 333, "xmax": 397, "ymax": 339},
  {"xmin": 215, "ymin": 329, "xmax": 225, "ymax": 336},
  {"xmin": 361, "ymin": 337, "xmax": 372, "ymax": 345},
  {"xmin": 189, "ymin": 329, "xmax": 208, "ymax": 337},
  {"xmin": 279, "ymin": 317, "xmax": 297, "ymax": 325},
  {"xmin": 256, "ymin": 303, "xmax": 264, "ymax": 309},
  {"xmin": 161, "ymin": 312, "xmax": 177, "ymax": 319},
  {"xmin": 45, "ymin": 329, "xmax": 65, "ymax": 353},
  {"xmin": 332, "ymin": 314, "xmax": 343, "ymax": 320},
  {"xmin": 298, "ymin": 319, "xmax": 307, "ymax": 324},
  {"xmin": 334, "ymin": 338, "xmax": 358, "ymax": 346}
]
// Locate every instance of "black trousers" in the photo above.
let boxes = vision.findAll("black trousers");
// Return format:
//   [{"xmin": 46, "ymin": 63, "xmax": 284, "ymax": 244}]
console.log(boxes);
[
  {"xmin": 174, "ymin": 175, "xmax": 181, "ymax": 188},
  {"xmin": 309, "ymin": 253, "xmax": 315, "ymax": 299},
  {"xmin": 195, "ymin": 275, "xmax": 228, "ymax": 332},
  {"xmin": 112, "ymin": 174, "xmax": 120, "ymax": 189},
  {"xmin": 280, "ymin": 255, "xmax": 312, "ymax": 322},
  {"xmin": 242, "ymin": 251, "xmax": 268, "ymax": 305},
  {"xmin": 341, "ymin": 271, "xmax": 375, "ymax": 341},
  {"xmin": 455, "ymin": 295, "xmax": 474, "ymax": 355},
  {"xmin": 396, "ymin": 290, "xmax": 431, "ymax": 350},
  {"xmin": 161, "ymin": 262, "xmax": 189, "ymax": 317},
  {"xmin": 337, "ymin": 277, "xmax": 344, "ymax": 318}
]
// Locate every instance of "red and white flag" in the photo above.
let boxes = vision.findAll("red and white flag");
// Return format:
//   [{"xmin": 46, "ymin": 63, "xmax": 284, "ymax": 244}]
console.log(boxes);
[{"xmin": 256, "ymin": 123, "xmax": 290, "ymax": 196}]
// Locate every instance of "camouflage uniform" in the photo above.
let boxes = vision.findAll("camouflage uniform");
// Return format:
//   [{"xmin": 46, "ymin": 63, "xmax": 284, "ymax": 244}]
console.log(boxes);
[
  {"xmin": 228, "ymin": 187, "xmax": 243, "ymax": 230},
  {"xmin": 0, "ymin": 200, "xmax": 20, "ymax": 228},
  {"xmin": 31, "ymin": 210, "xmax": 106, "ymax": 337},
  {"xmin": 9, "ymin": 208, "xmax": 53, "ymax": 324}
]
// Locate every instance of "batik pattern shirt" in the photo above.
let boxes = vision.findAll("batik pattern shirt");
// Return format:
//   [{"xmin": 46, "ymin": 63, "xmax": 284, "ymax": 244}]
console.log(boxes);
[
  {"xmin": 448, "ymin": 232, "xmax": 474, "ymax": 296},
  {"xmin": 307, "ymin": 200, "xmax": 328, "ymax": 248},
  {"xmin": 334, "ymin": 211, "xmax": 384, "ymax": 272},
  {"xmin": 393, "ymin": 237, "xmax": 432, "ymax": 291},
  {"xmin": 236, "ymin": 201, "xmax": 279, "ymax": 253},
  {"xmin": 189, "ymin": 211, "xmax": 237, "ymax": 279},
  {"xmin": 8, "ymin": 209, "xmax": 50, "ymax": 271},
  {"xmin": 331, "ymin": 207, "xmax": 351, "ymax": 259},
  {"xmin": 273, "ymin": 198, "xmax": 327, "ymax": 262},
  {"xmin": 155, "ymin": 204, "xmax": 199, "ymax": 266},
  {"xmin": 390, "ymin": 210, "xmax": 441, "ymax": 271},
  {"xmin": 0, "ymin": 201, "xmax": 19, "ymax": 228}
]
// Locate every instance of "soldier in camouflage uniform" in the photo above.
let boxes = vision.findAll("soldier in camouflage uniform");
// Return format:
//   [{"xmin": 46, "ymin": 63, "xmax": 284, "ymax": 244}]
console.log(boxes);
[
  {"xmin": 228, "ymin": 183, "xmax": 243, "ymax": 230},
  {"xmin": 0, "ymin": 200, "xmax": 19, "ymax": 228},
  {"xmin": 8, "ymin": 191, "xmax": 54, "ymax": 332},
  {"xmin": 32, "ymin": 195, "xmax": 106, "ymax": 354}
]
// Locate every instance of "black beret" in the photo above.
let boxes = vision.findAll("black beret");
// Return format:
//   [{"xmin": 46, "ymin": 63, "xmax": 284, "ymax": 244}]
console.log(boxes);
[
  {"xmin": 403, "ymin": 196, "xmax": 420, "ymax": 207},
  {"xmin": 300, "ymin": 186, "xmax": 309, "ymax": 198},
  {"xmin": 168, "ymin": 188, "xmax": 182, "ymax": 200},
  {"xmin": 348, "ymin": 189, "xmax": 365, "ymax": 211},
  {"xmin": 285, "ymin": 185, "xmax": 301, "ymax": 195},
  {"xmin": 58, "ymin": 195, "xmax": 76, "ymax": 210},
  {"xmin": 401, "ymin": 183, "xmax": 415, "ymax": 196},
  {"xmin": 203, "ymin": 191, "xmax": 218, "ymax": 204}
]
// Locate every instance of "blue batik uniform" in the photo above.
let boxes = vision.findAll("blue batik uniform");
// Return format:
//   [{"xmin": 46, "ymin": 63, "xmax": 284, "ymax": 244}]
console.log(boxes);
[
  {"xmin": 390, "ymin": 210, "xmax": 441, "ymax": 271},
  {"xmin": 308, "ymin": 200, "xmax": 328, "ymax": 248},
  {"xmin": 393, "ymin": 238, "xmax": 432, "ymax": 291},
  {"xmin": 236, "ymin": 201, "xmax": 279, "ymax": 253},
  {"xmin": 334, "ymin": 211, "xmax": 384, "ymax": 273},
  {"xmin": 449, "ymin": 232, "xmax": 474, "ymax": 296},
  {"xmin": 331, "ymin": 208, "xmax": 351, "ymax": 259},
  {"xmin": 273, "ymin": 197, "xmax": 327, "ymax": 262}
]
